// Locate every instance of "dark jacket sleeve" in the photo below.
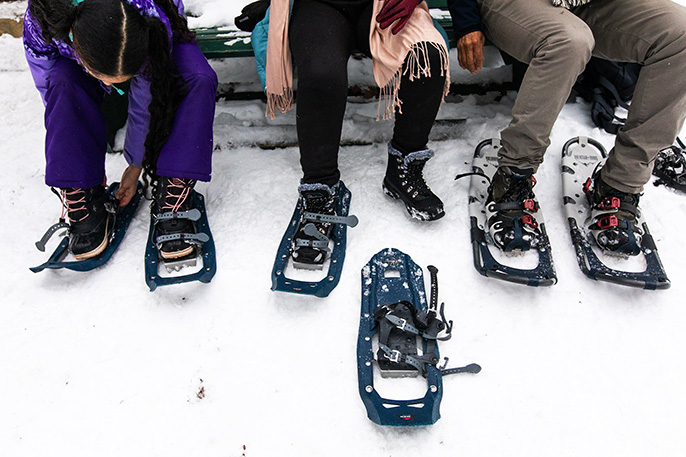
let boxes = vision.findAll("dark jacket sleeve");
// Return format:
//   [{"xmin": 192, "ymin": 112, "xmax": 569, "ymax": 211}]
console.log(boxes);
[{"xmin": 447, "ymin": 0, "xmax": 482, "ymax": 40}]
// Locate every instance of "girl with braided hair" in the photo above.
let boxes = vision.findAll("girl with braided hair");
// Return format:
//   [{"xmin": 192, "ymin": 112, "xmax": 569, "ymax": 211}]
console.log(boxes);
[{"xmin": 24, "ymin": 0, "xmax": 217, "ymax": 262}]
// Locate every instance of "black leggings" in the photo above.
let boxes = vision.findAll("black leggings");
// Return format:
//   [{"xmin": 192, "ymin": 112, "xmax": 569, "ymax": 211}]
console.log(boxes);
[{"xmin": 289, "ymin": 0, "xmax": 446, "ymax": 186}]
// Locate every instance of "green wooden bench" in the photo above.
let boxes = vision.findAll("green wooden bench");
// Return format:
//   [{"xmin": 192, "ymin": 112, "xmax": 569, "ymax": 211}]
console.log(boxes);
[{"xmin": 195, "ymin": 0, "xmax": 457, "ymax": 59}]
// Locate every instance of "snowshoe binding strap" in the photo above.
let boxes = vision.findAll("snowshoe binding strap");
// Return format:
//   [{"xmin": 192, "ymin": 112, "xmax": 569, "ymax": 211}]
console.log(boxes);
[
  {"xmin": 302, "ymin": 211, "xmax": 359, "ymax": 227},
  {"xmin": 154, "ymin": 208, "xmax": 202, "ymax": 222}
]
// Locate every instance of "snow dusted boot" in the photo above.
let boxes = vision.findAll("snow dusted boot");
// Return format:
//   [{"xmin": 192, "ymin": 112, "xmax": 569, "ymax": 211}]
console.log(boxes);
[
  {"xmin": 485, "ymin": 166, "xmax": 542, "ymax": 252},
  {"xmin": 382, "ymin": 142, "xmax": 445, "ymax": 221},
  {"xmin": 61, "ymin": 186, "xmax": 114, "ymax": 260},
  {"xmin": 584, "ymin": 169, "xmax": 643, "ymax": 256},
  {"xmin": 292, "ymin": 183, "xmax": 338, "ymax": 269},
  {"xmin": 152, "ymin": 177, "xmax": 198, "ymax": 260}
]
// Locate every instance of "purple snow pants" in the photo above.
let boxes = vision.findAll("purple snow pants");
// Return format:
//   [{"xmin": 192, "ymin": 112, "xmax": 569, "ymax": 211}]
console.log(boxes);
[{"xmin": 43, "ymin": 40, "xmax": 217, "ymax": 188}]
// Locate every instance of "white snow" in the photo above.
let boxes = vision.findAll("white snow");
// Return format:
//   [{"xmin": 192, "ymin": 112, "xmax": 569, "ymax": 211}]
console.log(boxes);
[{"xmin": 2, "ymin": 2, "xmax": 686, "ymax": 456}]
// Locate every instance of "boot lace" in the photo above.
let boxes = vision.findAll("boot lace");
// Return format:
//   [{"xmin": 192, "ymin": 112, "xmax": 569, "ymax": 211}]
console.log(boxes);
[
  {"xmin": 60, "ymin": 188, "xmax": 88, "ymax": 223},
  {"xmin": 161, "ymin": 178, "xmax": 196, "ymax": 212},
  {"xmin": 404, "ymin": 161, "xmax": 432, "ymax": 199}
]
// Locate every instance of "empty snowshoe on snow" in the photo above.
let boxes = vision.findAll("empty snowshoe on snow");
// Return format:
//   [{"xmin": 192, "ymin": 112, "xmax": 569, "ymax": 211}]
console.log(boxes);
[
  {"xmin": 144, "ymin": 178, "xmax": 216, "ymax": 291},
  {"xmin": 31, "ymin": 182, "xmax": 142, "ymax": 273},
  {"xmin": 462, "ymin": 138, "xmax": 556, "ymax": 286},
  {"xmin": 652, "ymin": 137, "xmax": 686, "ymax": 193},
  {"xmin": 357, "ymin": 248, "xmax": 480, "ymax": 426},
  {"xmin": 561, "ymin": 136, "xmax": 670, "ymax": 289},
  {"xmin": 271, "ymin": 181, "xmax": 358, "ymax": 297}
]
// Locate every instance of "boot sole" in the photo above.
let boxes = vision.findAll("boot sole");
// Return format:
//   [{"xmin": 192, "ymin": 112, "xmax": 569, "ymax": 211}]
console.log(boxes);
[
  {"xmin": 72, "ymin": 215, "xmax": 112, "ymax": 261},
  {"xmin": 382, "ymin": 182, "xmax": 445, "ymax": 222},
  {"xmin": 160, "ymin": 245, "xmax": 196, "ymax": 260}
]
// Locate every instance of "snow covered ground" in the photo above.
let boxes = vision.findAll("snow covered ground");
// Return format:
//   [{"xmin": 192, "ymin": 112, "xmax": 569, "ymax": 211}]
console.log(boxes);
[{"xmin": 1, "ymin": 1, "xmax": 686, "ymax": 456}]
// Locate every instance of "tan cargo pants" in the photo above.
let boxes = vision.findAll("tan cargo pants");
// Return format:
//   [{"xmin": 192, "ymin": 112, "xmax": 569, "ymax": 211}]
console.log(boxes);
[{"xmin": 478, "ymin": 0, "xmax": 686, "ymax": 192}]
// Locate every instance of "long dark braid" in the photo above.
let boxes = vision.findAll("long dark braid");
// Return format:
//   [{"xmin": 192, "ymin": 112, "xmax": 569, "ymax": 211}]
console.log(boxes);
[{"xmin": 29, "ymin": 0, "xmax": 198, "ymax": 195}]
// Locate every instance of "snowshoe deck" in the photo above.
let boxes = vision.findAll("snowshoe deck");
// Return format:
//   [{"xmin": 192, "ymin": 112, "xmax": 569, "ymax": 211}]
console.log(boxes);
[
  {"xmin": 561, "ymin": 136, "xmax": 670, "ymax": 289},
  {"xmin": 30, "ymin": 182, "xmax": 142, "ymax": 273},
  {"xmin": 467, "ymin": 139, "xmax": 557, "ymax": 286},
  {"xmin": 357, "ymin": 248, "xmax": 480, "ymax": 427},
  {"xmin": 144, "ymin": 190, "xmax": 216, "ymax": 292},
  {"xmin": 271, "ymin": 181, "xmax": 353, "ymax": 297}
]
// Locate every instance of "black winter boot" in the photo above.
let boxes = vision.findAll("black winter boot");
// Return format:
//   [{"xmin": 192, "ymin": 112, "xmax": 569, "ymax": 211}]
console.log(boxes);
[
  {"xmin": 485, "ymin": 166, "xmax": 542, "ymax": 252},
  {"xmin": 292, "ymin": 183, "xmax": 338, "ymax": 269},
  {"xmin": 153, "ymin": 177, "xmax": 198, "ymax": 260},
  {"xmin": 584, "ymin": 169, "xmax": 643, "ymax": 256},
  {"xmin": 382, "ymin": 142, "xmax": 444, "ymax": 221},
  {"xmin": 60, "ymin": 186, "xmax": 114, "ymax": 260}
]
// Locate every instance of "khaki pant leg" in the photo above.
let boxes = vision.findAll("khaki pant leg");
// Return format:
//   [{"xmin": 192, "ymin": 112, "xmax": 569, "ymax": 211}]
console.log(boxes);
[
  {"xmin": 575, "ymin": 0, "xmax": 686, "ymax": 193},
  {"xmin": 478, "ymin": 0, "xmax": 594, "ymax": 170}
]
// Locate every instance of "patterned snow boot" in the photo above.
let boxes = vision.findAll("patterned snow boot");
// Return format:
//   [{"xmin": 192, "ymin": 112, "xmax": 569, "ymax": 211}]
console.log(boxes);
[{"xmin": 382, "ymin": 142, "xmax": 444, "ymax": 221}]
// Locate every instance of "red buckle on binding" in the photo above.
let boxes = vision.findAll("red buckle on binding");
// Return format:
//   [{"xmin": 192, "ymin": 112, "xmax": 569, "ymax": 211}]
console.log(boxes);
[
  {"xmin": 583, "ymin": 178, "xmax": 593, "ymax": 195},
  {"xmin": 523, "ymin": 199, "xmax": 538, "ymax": 212},
  {"xmin": 597, "ymin": 215, "xmax": 618, "ymax": 229},
  {"xmin": 521, "ymin": 215, "xmax": 539, "ymax": 229},
  {"xmin": 599, "ymin": 197, "xmax": 621, "ymax": 210}
]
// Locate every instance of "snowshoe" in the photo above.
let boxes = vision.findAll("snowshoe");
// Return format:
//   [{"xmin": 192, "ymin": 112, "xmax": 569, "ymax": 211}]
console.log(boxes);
[
  {"xmin": 382, "ymin": 142, "xmax": 445, "ymax": 221},
  {"xmin": 561, "ymin": 136, "xmax": 670, "ymax": 289},
  {"xmin": 144, "ymin": 178, "xmax": 216, "ymax": 291},
  {"xmin": 31, "ymin": 182, "xmax": 142, "ymax": 273},
  {"xmin": 271, "ymin": 181, "xmax": 358, "ymax": 297},
  {"xmin": 357, "ymin": 248, "xmax": 480, "ymax": 427},
  {"xmin": 463, "ymin": 138, "xmax": 556, "ymax": 286},
  {"xmin": 652, "ymin": 137, "xmax": 686, "ymax": 193}
]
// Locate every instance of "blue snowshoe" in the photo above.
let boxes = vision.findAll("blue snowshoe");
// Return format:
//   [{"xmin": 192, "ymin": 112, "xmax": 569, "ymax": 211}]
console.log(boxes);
[
  {"xmin": 144, "ymin": 178, "xmax": 216, "ymax": 292},
  {"xmin": 357, "ymin": 248, "xmax": 480, "ymax": 426},
  {"xmin": 31, "ymin": 182, "xmax": 142, "ymax": 273},
  {"xmin": 271, "ymin": 181, "xmax": 358, "ymax": 297}
]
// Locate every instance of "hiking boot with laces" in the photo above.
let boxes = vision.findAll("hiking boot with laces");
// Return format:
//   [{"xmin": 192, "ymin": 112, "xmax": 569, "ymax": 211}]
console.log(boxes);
[
  {"xmin": 61, "ymin": 185, "xmax": 114, "ymax": 260},
  {"xmin": 153, "ymin": 177, "xmax": 198, "ymax": 260},
  {"xmin": 584, "ymin": 169, "xmax": 643, "ymax": 256},
  {"xmin": 382, "ymin": 142, "xmax": 444, "ymax": 221},
  {"xmin": 485, "ymin": 166, "xmax": 542, "ymax": 252},
  {"xmin": 292, "ymin": 183, "xmax": 338, "ymax": 269}
]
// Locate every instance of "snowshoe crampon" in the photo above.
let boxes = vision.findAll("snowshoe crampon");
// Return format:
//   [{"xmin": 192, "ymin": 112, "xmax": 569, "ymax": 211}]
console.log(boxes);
[
  {"xmin": 144, "ymin": 190, "xmax": 216, "ymax": 291},
  {"xmin": 561, "ymin": 136, "xmax": 670, "ymax": 289},
  {"xmin": 271, "ymin": 181, "xmax": 357, "ymax": 297},
  {"xmin": 30, "ymin": 182, "xmax": 142, "ymax": 273},
  {"xmin": 465, "ymin": 139, "xmax": 556, "ymax": 286},
  {"xmin": 357, "ymin": 248, "xmax": 480, "ymax": 426}
]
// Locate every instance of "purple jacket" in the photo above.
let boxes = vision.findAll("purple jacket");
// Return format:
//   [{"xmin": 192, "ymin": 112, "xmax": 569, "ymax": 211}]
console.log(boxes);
[{"xmin": 23, "ymin": 0, "xmax": 185, "ymax": 167}]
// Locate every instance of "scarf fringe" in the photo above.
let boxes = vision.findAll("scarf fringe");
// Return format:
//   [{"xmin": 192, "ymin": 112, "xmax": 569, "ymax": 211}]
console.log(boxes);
[
  {"xmin": 377, "ymin": 41, "xmax": 450, "ymax": 121},
  {"xmin": 266, "ymin": 87, "xmax": 294, "ymax": 119}
]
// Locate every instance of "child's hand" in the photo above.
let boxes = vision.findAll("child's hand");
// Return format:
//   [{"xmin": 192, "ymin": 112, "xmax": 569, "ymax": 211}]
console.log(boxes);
[{"xmin": 115, "ymin": 165, "xmax": 142, "ymax": 206}]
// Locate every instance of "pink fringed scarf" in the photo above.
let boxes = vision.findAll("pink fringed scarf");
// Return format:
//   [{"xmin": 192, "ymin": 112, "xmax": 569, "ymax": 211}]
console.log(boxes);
[{"xmin": 265, "ymin": 0, "xmax": 449, "ymax": 120}]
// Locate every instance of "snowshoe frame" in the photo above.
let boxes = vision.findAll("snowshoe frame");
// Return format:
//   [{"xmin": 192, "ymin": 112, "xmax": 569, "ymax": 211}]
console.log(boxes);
[
  {"xmin": 561, "ymin": 136, "xmax": 670, "ymax": 290},
  {"xmin": 271, "ymin": 181, "xmax": 353, "ymax": 298},
  {"xmin": 468, "ymin": 139, "xmax": 557, "ymax": 286}
]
